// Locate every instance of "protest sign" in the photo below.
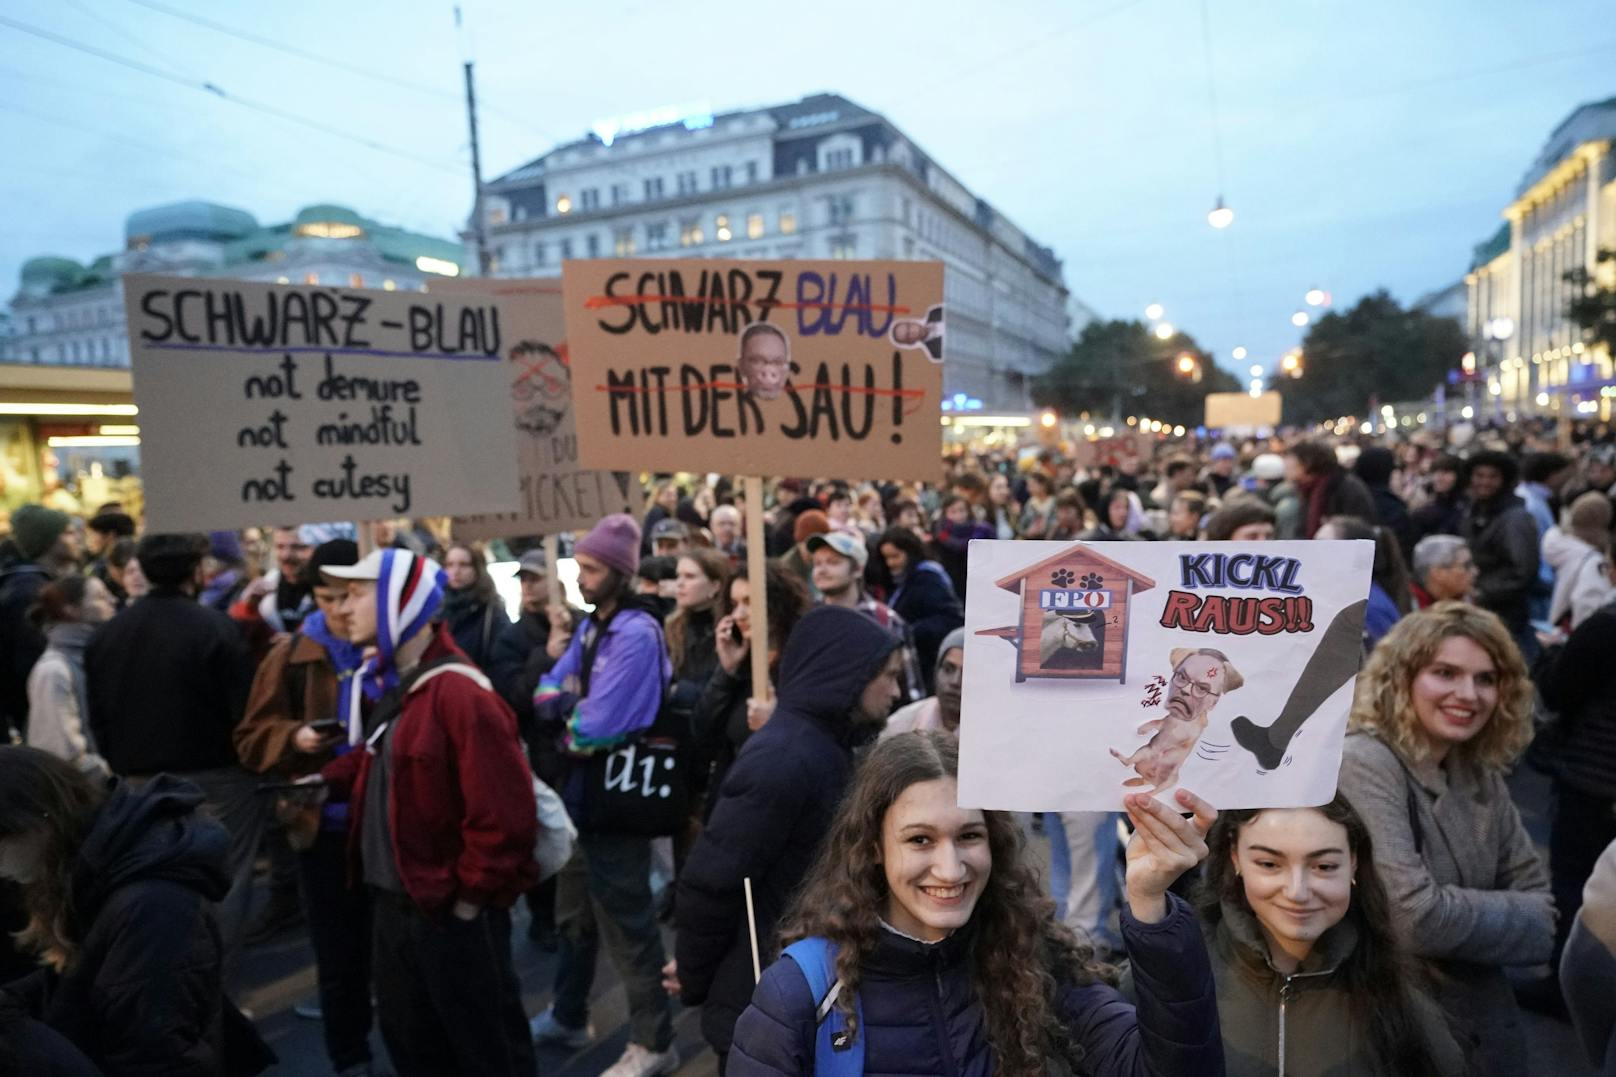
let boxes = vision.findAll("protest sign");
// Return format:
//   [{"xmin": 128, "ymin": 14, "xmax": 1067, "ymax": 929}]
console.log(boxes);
[
  {"xmin": 1205, "ymin": 390, "xmax": 1282, "ymax": 430},
  {"xmin": 958, "ymin": 539, "xmax": 1373, "ymax": 811},
  {"xmin": 561, "ymin": 258, "xmax": 945, "ymax": 481},
  {"xmin": 1072, "ymin": 432, "xmax": 1150, "ymax": 471},
  {"xmin": 431, "ymin": 277, "xmax": 636, "ymax": 540},
  {"xmin": 123, "ymin": 273, "xmax": 519, "ymax": 530}
]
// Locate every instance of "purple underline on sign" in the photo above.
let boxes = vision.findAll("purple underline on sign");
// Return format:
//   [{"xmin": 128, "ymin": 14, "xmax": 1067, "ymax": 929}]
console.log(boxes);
[{"xmin": 143, "ymin": 343, "xmax": 501, "ymax": 362}]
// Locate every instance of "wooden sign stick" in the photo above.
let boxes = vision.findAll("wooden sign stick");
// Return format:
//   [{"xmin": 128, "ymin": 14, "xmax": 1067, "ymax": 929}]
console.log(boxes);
[
  {"xmin": 743, "ymin": 476, "xmax": 772, "ymax": 704},
  {"xmin": 542, "ymin": 533, "xmax": 563, "ymax": 607}
]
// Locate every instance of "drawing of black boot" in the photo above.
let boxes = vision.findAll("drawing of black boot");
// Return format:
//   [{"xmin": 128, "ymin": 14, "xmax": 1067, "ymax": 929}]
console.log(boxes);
[{"xmin": 1230, "ymin": 598, "xmax": 1368, "ymax": 770}]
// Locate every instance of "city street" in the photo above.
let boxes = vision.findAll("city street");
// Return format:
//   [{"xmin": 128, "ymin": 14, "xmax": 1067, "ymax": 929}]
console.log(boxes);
[{"xmin": 241, "ymin": 765, "xmax": 1590, "ymax": 1075}]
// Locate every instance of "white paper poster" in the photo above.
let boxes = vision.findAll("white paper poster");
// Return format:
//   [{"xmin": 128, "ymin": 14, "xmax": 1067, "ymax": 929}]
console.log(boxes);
[{"xmin": 957, "ymin": 540, "xmax": 1374, "ymax": 811}]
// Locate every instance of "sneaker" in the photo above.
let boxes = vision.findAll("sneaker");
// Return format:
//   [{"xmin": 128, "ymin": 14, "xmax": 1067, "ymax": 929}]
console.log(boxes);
[
  {"xmin": 293, "ymin": 1000, "xmax": 323, "ymax": 1020},
  {"xmin": 529, "ymin": 1006, "xmax": 593, "ymax": 1049},
  {"xmin": 601, "ymin": 1042, "xmax": 680, "ymax": 1077}
]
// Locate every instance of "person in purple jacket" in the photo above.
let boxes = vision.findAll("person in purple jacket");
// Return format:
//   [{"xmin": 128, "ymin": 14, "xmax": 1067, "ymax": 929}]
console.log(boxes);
[{"xmin": 728, "ymin": 731, "xmax": 1224, "ymax": 1077}]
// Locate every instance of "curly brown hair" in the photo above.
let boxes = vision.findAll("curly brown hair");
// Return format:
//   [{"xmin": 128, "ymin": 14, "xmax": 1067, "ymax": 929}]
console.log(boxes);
[
  {"xmin": 776, "ymin": 731, "xmax": 1107, "ymax": 1076},
  {"xmin": 1348, "ymin": 601, "xmax": 1532, "ymax": 770}
]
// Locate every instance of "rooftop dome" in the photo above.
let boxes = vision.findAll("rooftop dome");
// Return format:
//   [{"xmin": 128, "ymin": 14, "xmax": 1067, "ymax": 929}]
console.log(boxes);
[
  {"xmin": 293, "ymin": 203, "xmax": 366, "ymax": 239},
  {"xmin": 20, "ymin": 256, "xmax": 86, "ymax": 287},
  {"xmin": 125, "ymin": 200, "xmax": 259, "ymax": 246}
]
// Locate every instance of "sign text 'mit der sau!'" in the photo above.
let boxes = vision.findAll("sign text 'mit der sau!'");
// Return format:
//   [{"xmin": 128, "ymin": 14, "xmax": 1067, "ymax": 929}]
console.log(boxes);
[{"xmin": 123, "ymin": 274, "xmax": 520, "ymax": 531}]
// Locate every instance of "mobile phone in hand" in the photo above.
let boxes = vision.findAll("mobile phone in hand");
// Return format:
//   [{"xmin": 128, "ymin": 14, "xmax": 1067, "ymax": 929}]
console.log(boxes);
[{"xmin": 308, "ymin": 719, "xmax": 343, "ymax": 736}]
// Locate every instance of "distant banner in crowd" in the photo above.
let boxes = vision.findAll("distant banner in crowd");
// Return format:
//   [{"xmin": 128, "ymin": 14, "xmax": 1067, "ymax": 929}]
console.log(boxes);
[
  {"xmin": 1205, "ymin": 390, "xmax": 1282, "ymax": 431},
  {"xmin": 1072, "ymin": 432, "xmax": 1150, "ymax": 471},
  {"xmin": 560, "ymin": 259, "xmax": 945, "ymax": 481},
  {"xmin": 432, "ymin": 277, "xmax": 636, "ymax": 539},
  {"xmin": 123, "ymin": 274, "xmax": 520, "ymax": 530},
  {"xmin": 958, "ymin": 539, "xmax": 1373, "ymax": 811}
]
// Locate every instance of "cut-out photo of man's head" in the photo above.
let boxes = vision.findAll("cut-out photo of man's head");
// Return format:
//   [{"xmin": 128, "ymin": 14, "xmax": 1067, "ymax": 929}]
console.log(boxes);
[{"xmin": 737, "ymin": 322, "xmax": 792, "ymax": 401}]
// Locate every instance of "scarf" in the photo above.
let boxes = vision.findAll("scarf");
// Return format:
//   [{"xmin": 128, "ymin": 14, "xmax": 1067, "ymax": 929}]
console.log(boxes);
[
  {"xmin": 300, "ymin": 609, "xmax": 365, "ymax": 745},
  {"xmin": 356, "ymin": 549, "xmax": 446, "ymax": 707},
  {"xmin": 1300, "ymin": 469, "xmax": 1338, "ymax": 540}
]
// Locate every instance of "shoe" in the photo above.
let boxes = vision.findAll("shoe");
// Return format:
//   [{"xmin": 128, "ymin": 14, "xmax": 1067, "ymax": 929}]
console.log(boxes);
[
  {"xmin": 601, "ymin": 1042, "xmax": 680, "ymax": 1077},
  {"xmin": 529, "ymin": 1006, "xmax": 593, "ymax": 1049},
  {"xmin": 293, "ymin": 1000, "xmax": 323, "ymax": 1020}
]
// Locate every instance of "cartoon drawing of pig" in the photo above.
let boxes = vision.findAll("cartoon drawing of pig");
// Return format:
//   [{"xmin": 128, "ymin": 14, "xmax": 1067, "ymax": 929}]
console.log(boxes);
[{"xmin": 1110, "ymin": 647, "xmax": 1243, "ymax": 793}]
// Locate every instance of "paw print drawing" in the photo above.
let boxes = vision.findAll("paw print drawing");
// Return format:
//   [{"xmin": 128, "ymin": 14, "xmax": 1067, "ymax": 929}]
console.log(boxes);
[
  {"xmin": 1051, "ymin": 569, "xmax": 1076, "ymax": 587},
  {"xmin": 1079, "ymin": 572, "xmax": 1104, "ymax": 589}
]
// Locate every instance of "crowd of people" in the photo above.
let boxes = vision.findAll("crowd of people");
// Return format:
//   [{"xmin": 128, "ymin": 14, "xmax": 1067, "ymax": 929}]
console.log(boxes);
[{"xmin": 3, "ymin": 416, "xmax": 1616, "ymax": 1076}]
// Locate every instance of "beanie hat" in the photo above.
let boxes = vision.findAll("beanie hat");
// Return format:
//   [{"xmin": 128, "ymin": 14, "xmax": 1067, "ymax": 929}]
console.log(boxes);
[
  {"xmin": 936, "ymin": 626, "xmax": 967, "ymax": 671},
  {"xmin": 1251, "ymin": 453, "xmax": 1286, "ymax": 481},
  {"xmin": 87, "ymin": 510, "xmax": 136, "ymax": 537},
  {"xmin": 208, "ymin": 530, "xmax": 243, "ymax": 565},
  {"xmin": 339, "ymin": 548, "xmax": 445, "ymax": 704},
  {"xmin": 11, "ymin": 504, "xmax": 71, "ymax": 561},
  {"xmin": 301, "ymin": 539, "xmax": 360, "ymax": 587},
  {"xmin": 576, "ymin": 513, "xmax": 641, "ymax": 577},
  {"xmin": 1210, "ymin": 443, "xmax": 1237, "ymax": 462},
  {"xmin": 793, "ymin": 509, "xmax": 830, "ymax": 544}
]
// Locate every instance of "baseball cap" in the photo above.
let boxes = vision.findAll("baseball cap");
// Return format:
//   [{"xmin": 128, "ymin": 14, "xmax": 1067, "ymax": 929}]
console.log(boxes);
[
  {"xmin": 516, "ymin": 549, "xmax": 548, "ymax": 577},
  {"xmin": 651, "ymin": 518, "xmax": 687, "ymax": 541},
  {"xmin": 321, "ymin": 548, "xmax": 387, "ymax": 581},
  {"xmin": 806, "ymin": 531, "xmax": 868, "ymax": 571}
]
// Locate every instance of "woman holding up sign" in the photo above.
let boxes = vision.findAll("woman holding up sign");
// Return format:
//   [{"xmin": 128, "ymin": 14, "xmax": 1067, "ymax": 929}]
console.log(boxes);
[{"xmin": 727, "ymin": 732, "xmax": 1224, "ymax": 1076}]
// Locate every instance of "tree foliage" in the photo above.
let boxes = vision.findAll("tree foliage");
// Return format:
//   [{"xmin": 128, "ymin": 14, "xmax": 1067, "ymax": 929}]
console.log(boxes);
[
  {"xmin": 1032, "ymin": 319, "xmax": 1239, "ymax": 427},
  {"xmin": 1565, "ymin": 248, "xmax": 1616, "ymax": 357},
  {"xmin": 1278, "ymin": 290, "xmax": 1467, "ymax": 424}
]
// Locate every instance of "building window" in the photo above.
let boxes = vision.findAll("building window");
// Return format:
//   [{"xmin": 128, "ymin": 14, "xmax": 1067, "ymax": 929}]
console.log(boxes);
[
  {"xmin": 614, "ymin": 228, "xmax": 636, "ymax": 256},
  {"xmin": 679, "ymin": 218, "xmax": 703, "ymax": 247},
  {"xmin": 779, "ymin": 210, "xmax": 797, "ymax": 235},
  {"xmin": 25, "ymin": 316, "xmax": 35, "ymax": 333},
  {"xmin": 644, "ymin": 176, "xmax": 665, "ymax": 200},
  {"xmin": 746, "ymin": 213, "xmax": 765, "ymax": 240},
  {"xmin": 561, "ymin": 238, "xmax": 574, "ymax": 260},
  {"xmin": 556, "ymin": 194, "xmax": 573, "ymax": 214},
  {"xmin": 350, "ymin": 273, "xmax": 364, "ymax": 288},
  {"xmin": 745, "ymin": 161, "xmax": 759, "ymax": 184},
  {"xmin": 676, "ymin": 171, "xmax": 697, "ymax": 195},
  {"xmin": 826, "ymin": 148, "xmax": 854, "ymax": 170},
  {"xmin": 903, "ymin": 237, "xmax": 915, "ymax": 258},
  {"xmin": 533, "ymin": 241, "xmax": 548, "ymax": 264},
  {"xmin": 586, "ymin": 234, "xmax": 600, "ymax": 258},
  {"xmin": 304, "ymin": 272, "xmax": 320, "ymax": 285},
  {"xmin": 488, "ymin": 206, "xmax": 507, "ymax": 225},
  {"xmin": 610, "ymin": 183, "xmax": 629, "ymax": 207},
  {"xmin": 828, "ymin": 196, "xmax": 855, "ymax": 225},
  {"xmin": 580, "ymin": 189, "xmax": 599, "ymax": 211},
  {"xmin": 711, "ymin": 165, "xmax": 733, "ymax": 189},
  {"xmin": 715, "ymin": 214, "xmax": 733, "ymax": 242},
  {"xmin": 830, "ymin": 235, "xmax": 857, "ymax": 259},
  {"xmin": 646, "ymin": 222, "xmax": 669, "ymax": 251}
]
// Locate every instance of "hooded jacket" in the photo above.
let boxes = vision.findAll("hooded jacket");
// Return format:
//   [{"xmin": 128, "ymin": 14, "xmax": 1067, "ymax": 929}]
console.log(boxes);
[
  {"xmin": 1200, "ymin": 900, "xmax": 1463, "ymax": 1077},
  {"xmin": 1461, "ymin": 492, "xmax": 1541, "ymax": 631},
  {"xmin": 3, "ymin": 777, "xmax": 231, "ymax": 1077},
  {"xmin": 676, "ymin": 605, "xmax": 899, "ymax": 1054},
  {"xmin": 890, "ymin": 559, "xmax": 963, "ymax": 681},
  {"xmin": 1541, "ymin": 525, "xmax": 1614, "ymax": 630},
  {"xmin": 26, "ymin": 624, "xmax": 107, "ymax": 777}
]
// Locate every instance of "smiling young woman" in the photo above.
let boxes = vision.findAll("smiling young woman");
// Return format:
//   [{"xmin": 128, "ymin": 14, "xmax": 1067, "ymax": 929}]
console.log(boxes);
[
  {"xmin": 1196, "ymin": 794, "xmax": 1462, "ymax": 1076},
  {"xmin": 1337, "ymin": 601, "xmax": 1552, "ymax": 1077},
  {"xmin": 727, "ymin": 731, "xmax": 1225, "ymax": 1077}
]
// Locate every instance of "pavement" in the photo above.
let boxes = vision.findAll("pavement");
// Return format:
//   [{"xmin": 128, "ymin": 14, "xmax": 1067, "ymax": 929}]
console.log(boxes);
[{"xmin": 241, "ymin": 768, "xmax": 1592, "ymax": 1075}]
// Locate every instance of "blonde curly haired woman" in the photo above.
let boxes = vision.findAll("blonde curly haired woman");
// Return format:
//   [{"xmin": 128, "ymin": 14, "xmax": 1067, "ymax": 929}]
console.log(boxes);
[{"xmin": 1337, "ymin": 601, "xmax": 1553, "ymax": 1076}]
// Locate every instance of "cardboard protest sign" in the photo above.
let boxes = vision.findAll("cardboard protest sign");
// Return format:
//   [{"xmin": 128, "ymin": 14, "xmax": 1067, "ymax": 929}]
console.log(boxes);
[
  {"xmin": 958, "ymin": 539, "xmax": 1373, "ymax": 811},
  {"xmin": 123, "ymin": 273, "xmax": 519, "ymax": 530},
  {"xmin": 1205, "ymin": 390, "xmax": 1282, "ymax": 430},
  {"xmin": 561, "ymin": 259, "xmax": 944, "ymax": 481},
  {"xmin": 431, "ymin": 277, "xmax": 636, "ymax": 539},
  {"xmin": 1073, "ymin": 432, "xmax": 1151, "ymax": 471}
]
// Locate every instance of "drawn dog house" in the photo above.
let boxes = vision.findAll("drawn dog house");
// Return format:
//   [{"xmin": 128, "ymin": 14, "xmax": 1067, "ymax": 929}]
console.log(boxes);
[{"xmin": 979, "ymin": 542, "xmax": 1157, "ymax": 683}]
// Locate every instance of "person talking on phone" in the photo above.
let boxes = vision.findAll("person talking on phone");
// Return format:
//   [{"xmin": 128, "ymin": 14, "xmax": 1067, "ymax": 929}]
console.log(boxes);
[{"xmin": 233, "ymin": 539, "xmax": 377, "ymax": 1077}]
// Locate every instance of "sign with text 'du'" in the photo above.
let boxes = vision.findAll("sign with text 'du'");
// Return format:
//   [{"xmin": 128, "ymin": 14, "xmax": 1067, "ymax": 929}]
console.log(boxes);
[
  {"xmin": 123, "ymin": 273, "xmax": 519, "ymax": 530},
  {"xmin": 561, "ymin": 258, "xmax": 945, "ymax": 482},
  {"xmin": 430, "ymin": 277, "xmax": 636, "ymax": 539}
]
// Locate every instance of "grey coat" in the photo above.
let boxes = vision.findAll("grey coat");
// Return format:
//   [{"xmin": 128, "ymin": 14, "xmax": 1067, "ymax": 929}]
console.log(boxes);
[{"xmin": 1338, "ymin": 730, "xmax": 1553, "ymax": 1076}]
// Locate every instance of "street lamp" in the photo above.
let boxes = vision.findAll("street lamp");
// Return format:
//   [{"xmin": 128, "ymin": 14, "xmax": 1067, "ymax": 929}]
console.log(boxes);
[
  {"xmin": 1232, "ymin": 346, "xmax": 1247, "ymax": 360},
  {"xmin": 1291, "ymin": 311, "xmax": 1310, "ymax": 328},
  {"xmin": 1177, "ymin": 354, "xmax": 1198, "ymax": 376},
  {"xmin": 1208, "ymin": 196, "xmax": 1234, "ymax": 229},
  {"xmin": 1145, "ymin": 303, "xmax": 1164, "ymax": 321},
  {"xmin": 1305, "ymin": 287, "xmax": 1326, "ymax": 307},
  {"xmin": 1155, "ymin": 322, "xmax": 1176, "ymax": 340},
  {"xmin": 1248, "ymin": 364, "xmax": 1263, "ymax": 378}
]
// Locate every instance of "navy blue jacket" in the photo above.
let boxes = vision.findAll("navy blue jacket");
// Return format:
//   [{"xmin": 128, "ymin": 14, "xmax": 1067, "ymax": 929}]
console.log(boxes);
[
  {"xmin": 676, "ymin": 606, "xmax": 900, "ymax": 1055},
  {"xmin": 889, "ymin": 560, "xmax": 963, "ymax": 684},
  {"xmin": 729, "ymin": 894, "xmax": 1223, "ymax": 1077}
]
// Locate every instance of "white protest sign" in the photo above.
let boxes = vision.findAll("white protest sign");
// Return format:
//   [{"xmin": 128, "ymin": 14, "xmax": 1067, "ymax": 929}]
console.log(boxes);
[
  {"xmin": 124, "ymin": 274, "xmax": 520, "ymax": 530},
  {"xmin": 957, "ymin": 539, "xmax": 1373, "ymax": 811}
]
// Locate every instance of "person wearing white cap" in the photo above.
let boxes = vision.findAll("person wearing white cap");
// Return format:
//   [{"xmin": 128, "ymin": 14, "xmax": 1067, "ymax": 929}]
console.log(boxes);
[
  {"xmin": 807, "ymin": 530, "xmax": 923, "ymax": 705},
  {"xmin": 318, "ymin": 547, "xmax": 538, "ymax": 1077}
]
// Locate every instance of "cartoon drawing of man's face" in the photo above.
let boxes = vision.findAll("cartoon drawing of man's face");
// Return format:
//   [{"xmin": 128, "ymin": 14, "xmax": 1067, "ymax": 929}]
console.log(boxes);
[
  {"xmin": 738, "ymin": 325, "xmax": 790, "ymax": 401},
  {"xmin": 1166, "ymin": 655, "xmax": 1225, "ymax": 725}
]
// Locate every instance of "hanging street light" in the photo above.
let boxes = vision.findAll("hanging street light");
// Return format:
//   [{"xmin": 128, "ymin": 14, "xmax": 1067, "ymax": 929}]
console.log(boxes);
[
  {"xmin": 1155, "ymin": 322, "xmax": 1176, "ymax": 340},
  {"xmin": 1291, "ymin": 311, "xmax": 1310, "ymax": 328},
  {"xmin": 1207, "ymin": 196, "xmax": 1234, "ymax": 229},
  {"xmin": 1145, "ymin": 303, "xmax": 1164, "ymax": 321},
  {"xmin": 1232, "ymin": 346, "xmax": 1247, "ymax": 361}
]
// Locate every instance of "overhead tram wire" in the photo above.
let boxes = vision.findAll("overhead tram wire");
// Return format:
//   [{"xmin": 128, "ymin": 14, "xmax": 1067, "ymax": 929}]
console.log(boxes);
[
  {"xmin": 0, "ymin": 13, "xmax": 466, "ymax": 177},
  {"xmin": 122, "ymin": 0, "xmax": 567, "ymax": 145}
]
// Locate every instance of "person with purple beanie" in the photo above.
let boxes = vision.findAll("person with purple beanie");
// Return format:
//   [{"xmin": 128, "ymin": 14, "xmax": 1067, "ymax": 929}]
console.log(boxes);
[{"xmin": 530, "ymin": 513, "xmax": 680, "ymax": 1077}]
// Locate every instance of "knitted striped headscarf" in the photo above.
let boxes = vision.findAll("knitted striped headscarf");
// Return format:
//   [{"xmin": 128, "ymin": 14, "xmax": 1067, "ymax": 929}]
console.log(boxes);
[{"xmin": 359, "ymin": 548, "xmax": 446, "ymax": 702}]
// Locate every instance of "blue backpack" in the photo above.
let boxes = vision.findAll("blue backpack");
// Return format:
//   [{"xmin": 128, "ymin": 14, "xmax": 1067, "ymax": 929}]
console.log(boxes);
[{"xmin": 783, "ymin": 937, "xmax": 866, "ymax": 1076}]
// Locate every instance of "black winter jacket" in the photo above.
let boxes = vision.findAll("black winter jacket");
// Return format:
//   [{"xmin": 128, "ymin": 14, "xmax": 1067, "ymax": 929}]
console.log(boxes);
[
  {"xmin": 0, "ymin": 560, "xmax": 50, "ymax": 735},
  {"xmin": 889, "ymin": 560, "xmax": 963, "ymax": 685},
  {"xmin": 85, "ymin": 590, "xmax": 253, "ymax": 775},
  {"xmin": 1461, "ymin": 494, "xmax": 1541, "ymax": 631},
  {"xmin": 676, "ymin": 606, "xmax": 899, "ymax": 1055},
  {"xmin": 1, "ymin": 777, "xmax": 231, "ymax": 1076},
  {"xmin": 1540, "ymin": 605, "xmax": 1616, "ymax": 798},
  {"xmin": 729, "ymin": 895, "xmax": 1224, "ymax": 1077}
]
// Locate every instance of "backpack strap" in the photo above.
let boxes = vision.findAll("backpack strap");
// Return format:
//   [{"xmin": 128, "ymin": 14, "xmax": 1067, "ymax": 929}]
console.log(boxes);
[
  {"xmin": 783, "ymin": 937, "xmax": 865, "ymax": 1076},
  {"xmin": 408, "ymin": 661, "xmax": 493, "ymax": 695}
]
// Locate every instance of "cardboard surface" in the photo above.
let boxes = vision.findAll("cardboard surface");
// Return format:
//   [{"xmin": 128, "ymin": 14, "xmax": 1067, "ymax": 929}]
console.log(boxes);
[
  {"xmin": 1205, "ymin": 390, "xmax": 1282, "ymax": 430},
  {"xmin": 560, "ymin": 259, "xmax": 945, "ymax": 481},
  {"xmin": 958, "ymin": 539, "xmax": 1374, "ymax": 810},
  {"xmin": 432, "ymin": 277, "xmax": 636, "ymax": 539},
  {"xmin": 124, "ymin": 274, "xmax": 519, "ymax": 530}
]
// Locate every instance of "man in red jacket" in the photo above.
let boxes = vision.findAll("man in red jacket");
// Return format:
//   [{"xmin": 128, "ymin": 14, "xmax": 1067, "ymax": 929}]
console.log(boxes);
[{"xmin": 320, "ymin": 548, "xmax": 537, "ymax": 1077}]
